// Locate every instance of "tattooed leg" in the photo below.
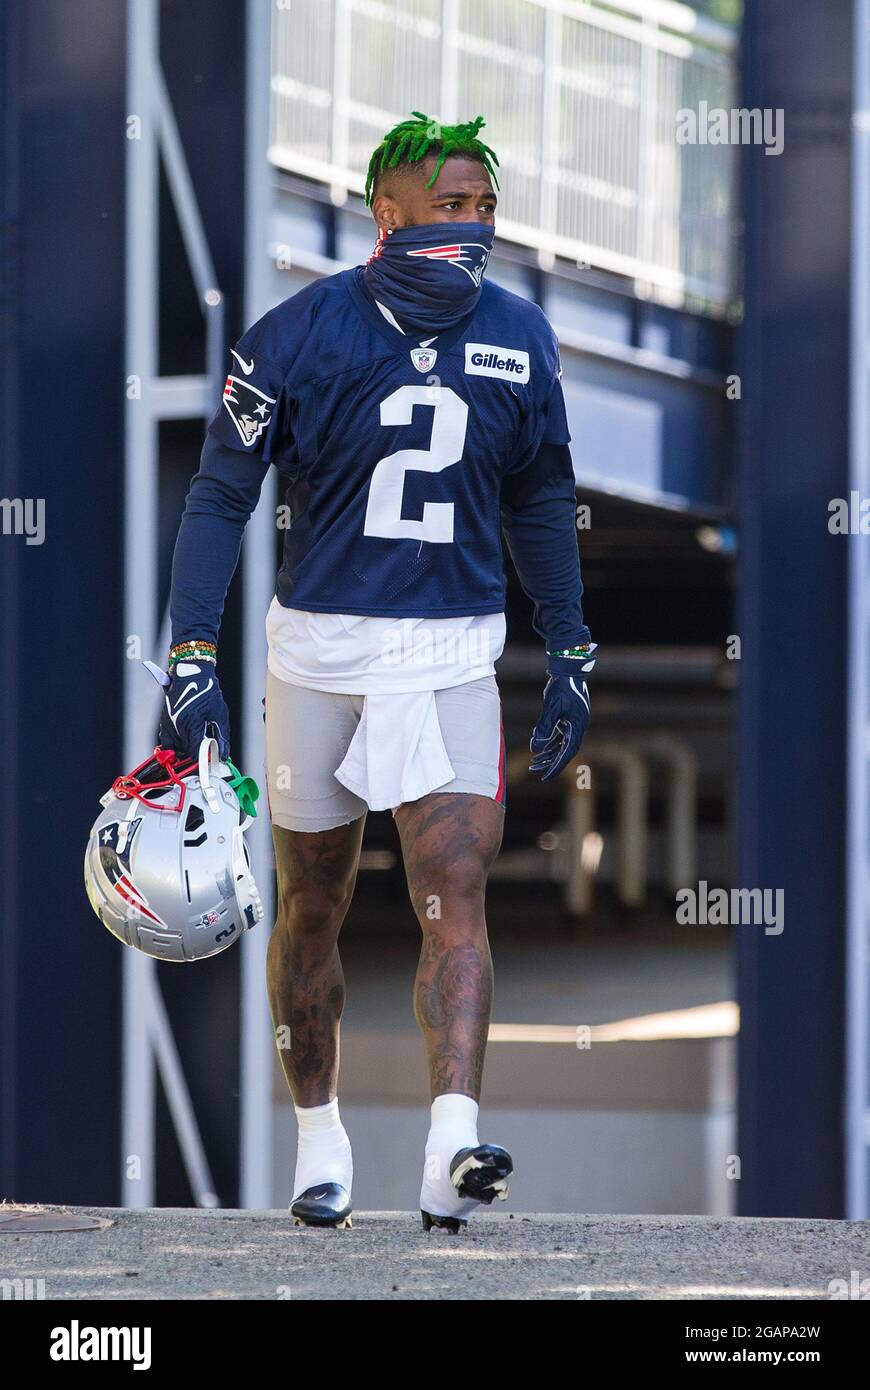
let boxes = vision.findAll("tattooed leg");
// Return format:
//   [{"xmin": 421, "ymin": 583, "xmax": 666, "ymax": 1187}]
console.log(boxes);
[
  {"xmin": 394, "ymin": 792, "xmax": 504, "ymax": 1102},
  {"xmin": 267, "ymin": 817, "xmax": 366, "ymax": 1107}
]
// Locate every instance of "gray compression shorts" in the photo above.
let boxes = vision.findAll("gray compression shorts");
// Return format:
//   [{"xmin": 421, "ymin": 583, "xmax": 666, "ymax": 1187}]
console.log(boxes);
[{"xmin": 263, "ymin": 670, "xmax": 507, "ymax": 832}]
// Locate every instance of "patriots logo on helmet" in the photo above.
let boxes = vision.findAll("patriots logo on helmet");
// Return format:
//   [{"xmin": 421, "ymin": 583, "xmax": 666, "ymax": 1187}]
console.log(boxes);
[
  {"xmin": 406, "ymin": 242, "xmax": 491, "ymax": 286},
  {"xmin": 98, "ymin": 817, "xmax": 169, "ymax": 928},
  {"xmin": 222, "ymin": 374, "xmax": 276, "ymax": 447},
  {"xmin": 98, "ymin": 816, "xmax": 142, "ymax": 871}
]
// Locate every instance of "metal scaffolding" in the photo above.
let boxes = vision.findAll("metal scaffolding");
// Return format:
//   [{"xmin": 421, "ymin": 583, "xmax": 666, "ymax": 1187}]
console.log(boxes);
[{"xmin": 122, "ymin": 0, "xmax": 275, "ymax": 1209}]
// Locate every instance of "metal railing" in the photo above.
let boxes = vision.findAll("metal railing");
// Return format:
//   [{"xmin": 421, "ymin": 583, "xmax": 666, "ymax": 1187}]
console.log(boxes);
[{"xmin": 269, "ymin": 0, "xmax": 738, "ymax": 309}]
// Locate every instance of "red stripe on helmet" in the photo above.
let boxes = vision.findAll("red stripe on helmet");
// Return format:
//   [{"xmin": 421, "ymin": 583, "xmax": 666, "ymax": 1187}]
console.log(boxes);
[{"xmin": 114, "ymin": 875, "xmax": 166, "ymax": 927}]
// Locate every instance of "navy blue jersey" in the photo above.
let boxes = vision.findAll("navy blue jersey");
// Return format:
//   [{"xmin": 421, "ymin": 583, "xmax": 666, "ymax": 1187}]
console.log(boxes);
[{"xmin": 210, "ymin": 268, "xmax": 571, "ymax": 618}]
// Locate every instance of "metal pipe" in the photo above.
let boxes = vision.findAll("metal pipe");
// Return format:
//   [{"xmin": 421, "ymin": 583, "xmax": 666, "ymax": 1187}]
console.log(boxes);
[
  {"xmin": 239, "ymin": 0, "xmax": 279, "ymax": 1211},
  {"xmin": 123, "ymin": 0, "xmax": 159, "ymax": 1211},
  {"xmin": 567, "ymin": 772, "xmax": 596, "ymax": 915},
  {"xmin": 153, "ymin": 67, "xmax": 219, "ymax": 300},
  {"xmin": 643, "ymin": 733, "xmax": 699, "ymax": 892},
  {"xmin": 568, "ymin": 741, "xmax": 649, "ymax": 908}
]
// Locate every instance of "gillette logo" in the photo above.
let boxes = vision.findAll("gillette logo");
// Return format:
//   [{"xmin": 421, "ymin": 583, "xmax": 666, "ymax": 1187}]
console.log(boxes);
[{"xmin": 464, "ymin": 343, "xmax": 530, "ymax": 383}]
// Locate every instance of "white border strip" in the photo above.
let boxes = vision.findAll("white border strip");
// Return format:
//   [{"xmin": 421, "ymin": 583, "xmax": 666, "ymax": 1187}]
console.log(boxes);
[{"xmin": 847, "ymin": 0, "xmax": 870, "ymax": 1220}]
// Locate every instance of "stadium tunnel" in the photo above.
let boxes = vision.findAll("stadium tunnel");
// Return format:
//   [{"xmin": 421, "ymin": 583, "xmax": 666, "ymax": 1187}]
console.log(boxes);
[{"xmin": 1, "ymin": 0, "xmax": 859, "ymax": 1219}]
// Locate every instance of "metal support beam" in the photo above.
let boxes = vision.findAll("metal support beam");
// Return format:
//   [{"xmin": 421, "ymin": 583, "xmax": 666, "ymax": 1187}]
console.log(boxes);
[
  {"xmin": 124, "ymin": 0, "xmax": 256, "ymax": 1210},
  {"xmin": 240, "ymin": 0, "xmax": 278, "ymax": 1212},
  {"xmin": 123, "ymin": 0, "xmax": 159, "ymax": 1210}
]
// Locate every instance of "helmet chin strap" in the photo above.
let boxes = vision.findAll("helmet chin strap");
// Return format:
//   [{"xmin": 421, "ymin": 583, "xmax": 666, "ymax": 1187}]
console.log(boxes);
[
  {"xmin": 231, "ymin": 822, "xmax": 263, "ymax": 929},
  {"xmin": 198, "ymin": 726, "xmax": 260, "ymax": 825},
  {"xmin": 198, "ymin": 735, "xmax": 227, "ymax": 814}
]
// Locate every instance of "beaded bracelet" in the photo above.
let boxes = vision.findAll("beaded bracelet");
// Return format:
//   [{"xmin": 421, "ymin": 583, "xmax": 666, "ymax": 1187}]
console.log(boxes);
[
  {"xmin": 168, "ymin": 641, "xmax": 217, "ymax": 669},
  {"xmin": 548, "ymin": 643, "xmax": 593, "ymax": 660}
]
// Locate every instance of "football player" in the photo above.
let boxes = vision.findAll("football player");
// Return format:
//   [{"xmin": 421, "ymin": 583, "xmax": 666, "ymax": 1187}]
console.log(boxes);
[{"xmin": 162, "ymin": 113, "xmax": 596, "ymax": 1230}]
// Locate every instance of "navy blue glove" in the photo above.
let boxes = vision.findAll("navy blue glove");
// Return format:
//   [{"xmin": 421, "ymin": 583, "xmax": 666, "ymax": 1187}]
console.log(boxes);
[
  {"xmin": 529, "ymin": 643, "xmax": 597, "ymax": 782},
  {"xmin": 158, "ymin": 658, "xmax": 231, "ymax": 762}
]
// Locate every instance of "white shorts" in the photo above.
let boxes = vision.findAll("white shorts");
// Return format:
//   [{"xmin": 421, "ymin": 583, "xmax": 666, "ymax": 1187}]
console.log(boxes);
[{"xmin": 263, "ymin": 671, "xmax": 507, "ymax": 832}]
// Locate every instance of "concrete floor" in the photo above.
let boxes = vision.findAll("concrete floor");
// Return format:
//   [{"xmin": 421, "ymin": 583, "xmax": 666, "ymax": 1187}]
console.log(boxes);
[{"xmin": 2, "ymin": 1206, "xmax": 867, "ymax": 1300}]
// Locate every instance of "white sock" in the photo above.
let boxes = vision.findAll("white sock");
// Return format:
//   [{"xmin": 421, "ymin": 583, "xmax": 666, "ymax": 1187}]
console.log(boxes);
[
  {"xmin": 292, "ymin": 1098, "xmax": 353, "ymax": 1204},
  {"xmin": 419, "ymin": 1093, "xmax": 481, "ymax": 1220}
]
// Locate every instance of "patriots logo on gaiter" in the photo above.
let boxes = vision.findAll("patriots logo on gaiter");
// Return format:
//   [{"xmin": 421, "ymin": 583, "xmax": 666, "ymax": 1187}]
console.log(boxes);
[{"xmin": 406, "ymin": 241, "xmax": 491, "ymax": 286}]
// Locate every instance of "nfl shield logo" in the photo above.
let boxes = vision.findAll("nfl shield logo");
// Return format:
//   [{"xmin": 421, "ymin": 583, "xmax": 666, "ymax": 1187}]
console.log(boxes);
[{"xmin": 410, "ymin": 347, "xmax": 437, "ymax": 373}]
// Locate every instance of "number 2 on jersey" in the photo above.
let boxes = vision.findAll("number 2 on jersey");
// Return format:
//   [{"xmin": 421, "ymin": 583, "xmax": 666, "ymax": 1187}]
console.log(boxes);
[{"xmin": 363, "ymin": 385, "xmax": 468, "ymax": 544}]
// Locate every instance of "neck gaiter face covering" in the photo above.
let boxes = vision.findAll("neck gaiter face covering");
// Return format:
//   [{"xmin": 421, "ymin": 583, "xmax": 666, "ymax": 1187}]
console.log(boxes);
[{"xmin": 363, "ymin": 222, "xmax": 495, "ymax": 335}]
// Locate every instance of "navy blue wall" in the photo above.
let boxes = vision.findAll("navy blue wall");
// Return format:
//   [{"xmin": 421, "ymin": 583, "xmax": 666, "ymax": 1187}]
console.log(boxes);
[
  {"xmin": 737, "ymin": 0, "xmax": 851, "ymax": 1216},
  {"xmin": 0, "ymin": 0, "xmax": 247, "ymax": 1206},
  {"xmin": 1, "ymin": 0, "xmax": 126, "ymax": 1202}
]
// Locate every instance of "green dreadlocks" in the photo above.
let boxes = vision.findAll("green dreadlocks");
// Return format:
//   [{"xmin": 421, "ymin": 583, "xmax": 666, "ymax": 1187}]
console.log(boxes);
[{"xmin": 364, "ymin": 111, "xmax": 500, "ymax": 206}]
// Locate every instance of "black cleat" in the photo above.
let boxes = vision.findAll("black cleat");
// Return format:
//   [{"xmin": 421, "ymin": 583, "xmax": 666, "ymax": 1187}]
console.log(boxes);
[
  {"xmin": 420, "ymin": 1144, "xmax": 514, "ymax": 1231},
  {"xmin": 420, "ymin": 1209, "xmax": 466, "ymax": 1233},
  {"xmin": 450, "ymin": 1144, "xmax": 513, "ymax": 1203},
  {"xmin": 291, "ymin": 1182, "xmax": 353, "ymax": 1229}
]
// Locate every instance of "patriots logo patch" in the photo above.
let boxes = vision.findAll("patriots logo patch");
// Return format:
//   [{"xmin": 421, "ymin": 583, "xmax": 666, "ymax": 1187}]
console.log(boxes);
[
  {"xmin": 222, "ymin": 374, "xmax": 276, "ymax": 447},
  {"xmin": 406, "ymin": 241, "xmax": 490, "ymax": 286}
]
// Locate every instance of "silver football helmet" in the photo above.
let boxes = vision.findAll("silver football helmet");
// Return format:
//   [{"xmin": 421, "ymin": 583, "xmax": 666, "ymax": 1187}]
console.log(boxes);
[{"xmin": 84, "ymin": 738, "xmax": 264, "ymax": 962}]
